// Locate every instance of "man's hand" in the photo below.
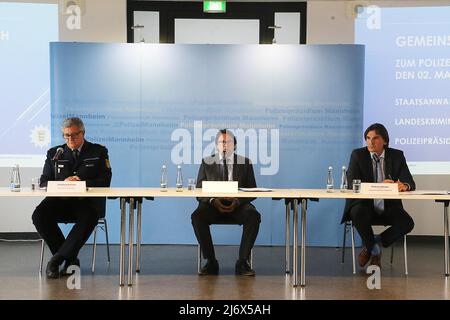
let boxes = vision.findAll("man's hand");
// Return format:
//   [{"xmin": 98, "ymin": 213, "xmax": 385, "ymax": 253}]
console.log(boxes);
[
  {"xmin": 65, "ymin": 176, "xmax": 81, "ymax": 181},
  {"xmin": 383, "ymin": 179, "xmax": 409, "ymax": 192},
  {"xmin": 225, "ymin": 198, "xmax": 240, "ymax": 212},
  {"xmin": 212, "ymin": 197, "xmax": 240, "ymax": 213},
  {"xmin": 397, "ymin": 181, "xmax": 409, "ymax": 192},
  {"xmin": 211, "ymin": 198, "xmax": 227, "ymax": 212}
]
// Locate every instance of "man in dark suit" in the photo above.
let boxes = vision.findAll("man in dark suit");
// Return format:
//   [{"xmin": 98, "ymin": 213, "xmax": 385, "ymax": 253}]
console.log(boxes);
[
  {"xmin": 191, "ymin": 129, "xmax": 261, "ymax": 276},
  {"xmin": 32, "ymin": 117, "xmax": 112, "ymax": 278},
  {"xmin": 342, "ymin": 123, "xmax": 415, "ymax": 268}
]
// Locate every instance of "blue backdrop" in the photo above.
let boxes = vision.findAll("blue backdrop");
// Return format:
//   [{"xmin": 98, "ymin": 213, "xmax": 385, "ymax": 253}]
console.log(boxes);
[
  {"xmin": 356, "ymin": 7, "xmax": 450, "ymax": 174},
  {"xmin": 50, "ymin": 43, "xmax": 364, "ymax": 246}
]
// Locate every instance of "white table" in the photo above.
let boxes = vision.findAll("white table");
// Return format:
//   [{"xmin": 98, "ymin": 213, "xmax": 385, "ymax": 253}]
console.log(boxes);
[
  {"xmin": 0, "ymin": 187, "xmax": 299, "ymax": 286},
  {"xmin": 0, "ymin": 187, "xmax": 131, "ymax": 283},
  {"xmin": 3, "ymin": 187, "xmax": 449, "ymax": 288},
  {"xmin": 292, "ymin": 189, "xmax": 450, "ymax": 287},
  {"xmin": 114, "ymin": 188, "xmax": 300, "ymax": 286}
]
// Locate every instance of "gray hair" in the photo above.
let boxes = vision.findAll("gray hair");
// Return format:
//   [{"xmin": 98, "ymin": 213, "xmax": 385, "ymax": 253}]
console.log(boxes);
[{"xmin": 61, "ymin": 117, "xmax": 85, "ymax": 133}]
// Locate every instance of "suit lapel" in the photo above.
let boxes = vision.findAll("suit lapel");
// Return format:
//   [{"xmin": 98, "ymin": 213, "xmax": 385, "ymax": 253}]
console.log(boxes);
[
  {"xmin": 214, "ymin": 154, "xmax": 222, "ymax": 180},
  {"xmin": 384, "ymin": 148, "xmax": 392, "ymax": 180},
  {"xmin": 364, "ymin": 148, "xmax": 375, "ymax": 182},
  {"xmin": 232, "ymin": 154, "xmax": 238, "ymax": 182}
]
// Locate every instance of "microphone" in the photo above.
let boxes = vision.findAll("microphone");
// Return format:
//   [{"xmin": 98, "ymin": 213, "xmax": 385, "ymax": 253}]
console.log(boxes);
[{"xmin": 52, "ymin": 147, "xmax": 64, "ymax": 161}]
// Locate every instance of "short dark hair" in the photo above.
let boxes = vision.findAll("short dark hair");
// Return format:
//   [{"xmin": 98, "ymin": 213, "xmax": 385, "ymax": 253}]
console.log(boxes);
[
  {"xmin": 364, "ymin": 123, "xmax": 389, "ymax": 147},
  {"xmin": 215, "ymin": 129, "xmax": 237, "ymax": 146}
]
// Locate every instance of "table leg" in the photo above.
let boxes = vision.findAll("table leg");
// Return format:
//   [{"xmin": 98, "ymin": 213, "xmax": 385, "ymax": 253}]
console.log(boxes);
[
  {"xmin": 300, "ymin": 198, "xmax": 307, "ymax": 287},
  {"xmin": 293, "ymin": 199, "xmax": 298, "ymax": 286},
  {"xmin": 285, "ymin": 201, "xmax": 291, "ymax": 274},
  {"xmin": 119, "ymin": 198, "xmax": 126, "ymax": 286},
  {"xmin": 444, "ymin": 201, "xmax": 449, "ymax": 276},
  {"xmin": 127, "ymin": 198, "xmax": 135, "ymax": 286},
  {"xmin": 136, "ymin": 200, "xmax": 142, "ymax": 273}
]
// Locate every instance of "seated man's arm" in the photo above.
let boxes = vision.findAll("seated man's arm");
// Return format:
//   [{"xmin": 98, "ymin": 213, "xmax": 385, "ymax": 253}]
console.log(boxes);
[
  {"xmin": 39, "ymin": 149, "xmax": 56, "ymax": 187},
  {"xmin": 236, "ymin": 159, "xmax": 257, "ymax": 207},
  {"xmin": 84, "ymin": 147, "xmax": 112, "ymax": 187},
  {"xmin": 347, "ymin": 150, "xmax": 362, "ymax": 188},
  {"xmin": 196, "ymin": 159, "xmax": 213, "ymax": 205},
  {"xmin": 397, "ymin": 151, "xmax": 415, "ymax": 191}
]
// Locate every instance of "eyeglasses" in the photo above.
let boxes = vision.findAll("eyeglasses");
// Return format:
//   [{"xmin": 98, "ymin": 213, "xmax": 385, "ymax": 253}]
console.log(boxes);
[
  {"xmin": 63, "ymin": 131, "xmax": 82, "ymax": 139},
  {"xmin": 217, "ymin": 140, "xmax": 234, "ymax": 145}
]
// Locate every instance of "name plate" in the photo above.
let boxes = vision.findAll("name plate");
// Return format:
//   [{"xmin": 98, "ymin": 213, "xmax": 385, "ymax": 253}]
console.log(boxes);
[
  {"xmin": 360, "ymin": 183, "xmax": 399, "ymax": 195},
  {"xmin": 47, "ymin": 181, "xmax": 87, "ymax": 193},
  {"xmin": 202, "ymin": 181, "xmax": 238, "ymax": 193}
]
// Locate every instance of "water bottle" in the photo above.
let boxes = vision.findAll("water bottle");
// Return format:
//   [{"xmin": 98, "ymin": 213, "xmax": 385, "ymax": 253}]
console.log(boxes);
[
  {"xmin": 340, "ymin": 166, "xmax": 348, "ymax": 192},
  {"xmin": 176, "ymin": 165, "xmax": 183, "ymax": 191},
  {"xmin": 160, "ymin": 164, "xmax": 168, "ymax": 191},
  {"xmin": 326, "ymin": 166, "xmax": 334, "ymax": 192},
  {"xmin": 10, "ymin": 164, "xmax": 21, "ymax": 192}
]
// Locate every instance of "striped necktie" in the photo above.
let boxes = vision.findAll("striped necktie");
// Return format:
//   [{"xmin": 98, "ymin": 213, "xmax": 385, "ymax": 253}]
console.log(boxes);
[{"xmin": 372, "ymin": 153, "xmax": 384, "ymax": 214}]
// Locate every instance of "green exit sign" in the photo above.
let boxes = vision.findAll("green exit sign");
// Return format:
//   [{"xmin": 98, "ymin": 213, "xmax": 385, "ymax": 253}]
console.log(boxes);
[{"xmin": 203, "ymin": 1, "xmax": 226, "ymax": 13}]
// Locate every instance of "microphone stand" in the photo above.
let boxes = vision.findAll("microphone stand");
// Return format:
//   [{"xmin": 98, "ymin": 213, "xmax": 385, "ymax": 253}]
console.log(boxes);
[
  {"xmin": 53, "ymin": 159, "xmax": 58, "ymax": 181},
  {"xmin": 52, "ymin": 148, "xmax": 64, "ymax": 180}
]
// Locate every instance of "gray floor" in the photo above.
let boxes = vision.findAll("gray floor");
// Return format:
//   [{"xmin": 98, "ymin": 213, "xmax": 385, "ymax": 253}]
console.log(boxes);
[{"xmin": 0, "ymin": 237, "xmax": 449, "ymax": 300}]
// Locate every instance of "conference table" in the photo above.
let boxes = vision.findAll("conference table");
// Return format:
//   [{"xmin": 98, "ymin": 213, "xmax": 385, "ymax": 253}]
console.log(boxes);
[
  {"xmin": 2, "ymin": 187, "xmax": 450, "ymax": 288},
  {"xmin": 0, "ymin": 187, "xmax": 300, "ymax": 286},
  {"xmin": 105, "ymin": 188, "xmax": 301, "ymax": 286},
  {"xmin": 291, "ymin": 189, "xmax": 450, "ymax": 286},
  {"xmin": 113, "ymin": 188, "xmax": 450, "ymax": 287}
]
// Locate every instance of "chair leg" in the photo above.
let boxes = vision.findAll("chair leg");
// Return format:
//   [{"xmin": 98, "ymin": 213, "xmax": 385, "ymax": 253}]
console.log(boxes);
[
  {"xmin": 350, "ymin": 222, "xmax": 356, "ymax": 274},
  {"xmin": 103, "ymin": 219, "xmax": 111, "ymax": 264},
  {"xmin": 197, "ymin": 245, "xmax": 202, "ymax": 274},
  {"xmin": 390, "ymin": 241, "xmax": 395, "ymax": 265},
  {"xmin": 404, "ymin": 235, "xmax": 408, "ymax": 275},
  {"xmin": 39, "ymin": 239, "xmax": 45, "ymax": 274},
  {"xmin": 91, "ymin": 225, "xmax": 98, "ymax": 273},
  {"xmin": 342, "ymin": 222, "xmax": 348, "ymax": 263}
]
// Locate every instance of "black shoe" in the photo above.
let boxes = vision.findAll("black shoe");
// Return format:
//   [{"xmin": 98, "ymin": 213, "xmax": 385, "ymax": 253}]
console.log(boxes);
[
  {"xmin": 46, "ymin": 258, "xmax": 62, "ymax": 279},
  {"xmin": 198, "ymin": 259, "xmax": 219, "ymax": 275},
  {"xmin": 61, "ymin": 258, "xmax": 80, "ymax": 276},
  {"xmin": 235, "ymin": 259, "xmax": 255, "ymax": 276}
]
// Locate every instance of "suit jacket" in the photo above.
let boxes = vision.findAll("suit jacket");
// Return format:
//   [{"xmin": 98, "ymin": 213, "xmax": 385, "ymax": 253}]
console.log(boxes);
[
  {"xmin": 40, "ymin": 140, "xmax": 112, "ymax": 217},
  {"xmin": 341, "ymin": 147, "xmax": 415, "ymax": 223},
  {"xmin": 196, "ymin": 153, "xmax": 257, "ymax": 207}
]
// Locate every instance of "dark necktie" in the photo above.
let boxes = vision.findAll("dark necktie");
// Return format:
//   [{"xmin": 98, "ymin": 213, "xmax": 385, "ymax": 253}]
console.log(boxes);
[
  {"xmin": 372, "ymin": 153, "xmax": 384, "ymax": 213},
  {"xmin": 222, "ymin": 156, "xmax": 229, "ymax": 181},
  {"xmin": 372, "ymin": 153, "xmax": 381, "ymax": 182},
  {"xmin": 72, "ymin": 149, "xmax": 79, "ymax": 163}
]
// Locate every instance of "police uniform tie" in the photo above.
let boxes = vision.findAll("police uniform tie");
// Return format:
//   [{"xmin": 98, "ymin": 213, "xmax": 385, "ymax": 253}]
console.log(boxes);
[{"xmin": 72, "ymin": 149, "xmax": 79, "ymax": 163}]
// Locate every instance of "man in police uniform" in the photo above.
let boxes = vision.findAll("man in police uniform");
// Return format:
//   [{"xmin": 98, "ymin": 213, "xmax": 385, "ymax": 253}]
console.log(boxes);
[{"xmin": 32, "ymin": 117, "xmax": 112, "ymax": 278}]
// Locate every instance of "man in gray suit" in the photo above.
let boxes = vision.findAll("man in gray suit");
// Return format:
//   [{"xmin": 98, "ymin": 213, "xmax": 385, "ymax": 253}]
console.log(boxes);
[{"xmin": 191, "ymin": 129, "xmax": 261, "ymax": 276}]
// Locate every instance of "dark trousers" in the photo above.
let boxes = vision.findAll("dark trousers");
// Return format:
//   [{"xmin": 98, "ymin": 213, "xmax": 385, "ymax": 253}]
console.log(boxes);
[
  {"xmin": 349, "ymin": 203, "xmax": 415, "ymax": 253},
  {"xmin": 32, "ymin": 198, "xmax": 99, "ymax": 261},
  {"xmin": 191, "ymin": 202, "xmax": 261, "ymax": 261}
]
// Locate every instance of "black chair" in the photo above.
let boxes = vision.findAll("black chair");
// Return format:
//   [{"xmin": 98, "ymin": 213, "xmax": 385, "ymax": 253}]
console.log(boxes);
[
  {"xmin": 197, "ymin": 221, "xmax": 253, "ymax": 274},
  {"xmin": 39, "ymin": 217, "xmax": 110, "ymax": 274},
  {"xmin": 342, "ymin": 220, "xmax": 408, "ymax": 274}
]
